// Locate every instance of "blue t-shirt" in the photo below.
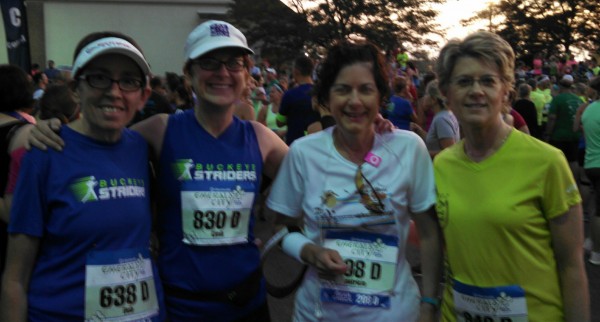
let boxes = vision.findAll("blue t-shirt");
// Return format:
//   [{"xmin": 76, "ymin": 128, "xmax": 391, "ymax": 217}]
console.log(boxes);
[
  {"xmin": 385, "ymin": 95, "xmax": 414, "ymax": 130},
  {"xmin": 279, "ymin": 83, "xmax": 320, "ymax": 145},
  {"xmin": 9, "ymin": 126, "xmax": 164, "ymax": 321},
  {"xmin": 157, "ymin": 110, "xmax": 265, "ymax": 321}
]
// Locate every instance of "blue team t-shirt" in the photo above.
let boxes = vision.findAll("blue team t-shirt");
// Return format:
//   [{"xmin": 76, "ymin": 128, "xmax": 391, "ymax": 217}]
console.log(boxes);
[
  {"xmin": 157, "ymin": 110, "xmax": 265, "ymax": 321},
  {"xmin": 9, "ymin": 126, "xmax": 164, "ymax": 321}
]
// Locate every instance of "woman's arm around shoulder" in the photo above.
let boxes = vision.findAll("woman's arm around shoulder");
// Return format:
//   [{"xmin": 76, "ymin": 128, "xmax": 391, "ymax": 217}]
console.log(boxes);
[
  {"xmin": 130, "ymin": 113, "xmax": 169, "ymax": 160},
  {"xmin": 25, "ymin": 118, "xmax": 63, "ymax": 151}
]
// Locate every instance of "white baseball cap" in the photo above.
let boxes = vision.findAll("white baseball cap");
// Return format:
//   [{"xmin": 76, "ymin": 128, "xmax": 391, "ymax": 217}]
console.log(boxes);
[
  {"xmin": 561, "ymin": 74, "xmax": 574, "ymax": 83},
  {"xmin": 184, "ymin": 20, "xmax": 253, "ymax": 61},
  {"xmin": 71, "ymin": 37, "xmax": 150, "ymax": 78}
]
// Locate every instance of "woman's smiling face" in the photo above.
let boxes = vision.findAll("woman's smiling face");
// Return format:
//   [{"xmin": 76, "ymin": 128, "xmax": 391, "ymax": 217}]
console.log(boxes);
[
  {"xmin": 76, "ymin": 54, "xmax": 148, "ymax": 140},
  {"xmin": 187, "ymin": 48, "xmax": 248, "ymax": 109},
  {"xmin": 444, "ymin": 56, "xmax": 509, "ymax": 128},
  {"xmin": 328, "ymin": 62, "xmax": 381, "ymax": 136}
]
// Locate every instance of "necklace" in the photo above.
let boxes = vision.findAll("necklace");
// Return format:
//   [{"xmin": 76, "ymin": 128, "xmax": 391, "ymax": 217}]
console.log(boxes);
[
  {"xmin": 333, "ymin": 130, "xmax": 373, "ymax": 165},
  {"xmin": 464, "ymin": 126, "xmax": 511, "ymax": 162}
]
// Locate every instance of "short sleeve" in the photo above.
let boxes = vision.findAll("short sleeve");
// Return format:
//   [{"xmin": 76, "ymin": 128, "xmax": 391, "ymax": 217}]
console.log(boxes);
[
  {"xmin": 279, "ymin": 91, "xmax": 291, "ymax": 117},
  {"xmin": 266, "ymin": 144, "xmax": 305, "ymax": 217},
  {"xmin": 407, "ymin": 136, "xmax": 436, "ymax": 213},
  {"xmin": 434, "ymin": 115, "xmax": 456, "ymax": 140},
  {"xmin": 542, "ymin": 148, "xmax": 581, "ymax": 219},
  {"xmin": 8, "ymin": 149, "xmax": 48, "ymax": 237}
]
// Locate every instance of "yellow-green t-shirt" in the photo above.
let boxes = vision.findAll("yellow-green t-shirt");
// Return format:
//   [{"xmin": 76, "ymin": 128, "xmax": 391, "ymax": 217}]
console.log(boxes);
[{"xmin": 434, "ymin": 129, "xmax": 581, "ymax": 322}]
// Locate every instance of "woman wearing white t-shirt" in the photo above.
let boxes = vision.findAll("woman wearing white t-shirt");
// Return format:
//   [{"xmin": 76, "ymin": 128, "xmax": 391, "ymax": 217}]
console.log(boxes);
[{"xmin": 267, "ymin": 40, "xmax": 443, "ymax": 322}]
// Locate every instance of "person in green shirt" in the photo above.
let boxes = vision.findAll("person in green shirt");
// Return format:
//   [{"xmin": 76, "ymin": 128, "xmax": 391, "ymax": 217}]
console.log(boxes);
[{"xmin": 545, "ymin": 74, "xmax": 583, "ymax": 173}]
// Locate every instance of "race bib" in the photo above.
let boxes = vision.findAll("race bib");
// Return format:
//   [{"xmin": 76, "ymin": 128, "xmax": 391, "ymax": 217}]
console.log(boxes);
[
  {"xmin": 452, "ymin": 279, "xmax": 528, "ymax": 322},
  {"xmin": 181, "ymin": 184, "xmax": 254, "ymax": 245},
  {"xmin": 320, "ymin": 230, "xmax": 398, "ymax": 309},
  {"xmin": 85, "ymin": 248, "xmax": 159, "ymax": 321}
]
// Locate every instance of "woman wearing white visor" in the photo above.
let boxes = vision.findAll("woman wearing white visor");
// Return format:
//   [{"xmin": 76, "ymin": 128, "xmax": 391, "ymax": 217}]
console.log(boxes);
[{"xmin": 1, "ymin": 32, "xmax": 166, "ymax": 321}]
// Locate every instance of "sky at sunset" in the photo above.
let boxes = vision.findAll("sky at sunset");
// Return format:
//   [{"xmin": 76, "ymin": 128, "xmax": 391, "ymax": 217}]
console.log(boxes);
[
  {"xmin": 283, "ymin": 0, "xmax": 500, "ymax": 52},
  {"xmin": 433, "ymin": 0, "xmax": 499, "ymax": 41}
]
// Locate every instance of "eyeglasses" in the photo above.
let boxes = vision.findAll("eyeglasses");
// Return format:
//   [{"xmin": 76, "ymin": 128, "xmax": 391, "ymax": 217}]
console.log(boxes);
[
  {"xmin": 451, "ymin": 75, "xmax": 501, "ymax": 89},
  {"xmin": 355, "ymin": 165, "xmax": 385, "ymax": 214},
  {"xmin": 79, "ymin": 74, "xmax": 144, "ymax": 92},
  {"xmin": 192, "ymin": 57, "xmax": 245, "ymax": 72}
]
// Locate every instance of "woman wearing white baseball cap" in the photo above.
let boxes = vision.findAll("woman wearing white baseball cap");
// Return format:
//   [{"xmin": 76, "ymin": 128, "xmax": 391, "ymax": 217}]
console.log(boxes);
[
  {"xmin": 1, "ymin": 31, "xmax": 166, "ymax": 321},
  {"xmin": 140, "ymin": 19, "xmax": 288, "ymax": 322},
  {"xmin": 26, "ymin": 20, "xmax": 287, "ymax": 322}
]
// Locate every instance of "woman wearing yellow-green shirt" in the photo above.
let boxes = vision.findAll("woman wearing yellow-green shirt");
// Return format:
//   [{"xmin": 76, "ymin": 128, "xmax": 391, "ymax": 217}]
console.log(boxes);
[{"xmin": 433, "ymin": 31, "xmax": 590, "ymax": 322}]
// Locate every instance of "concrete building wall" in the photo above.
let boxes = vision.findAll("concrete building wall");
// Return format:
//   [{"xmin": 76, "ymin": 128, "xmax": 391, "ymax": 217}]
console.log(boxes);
[{"xmin": 1, "ymin": 0, "xmax": 233, "ymax": 75}]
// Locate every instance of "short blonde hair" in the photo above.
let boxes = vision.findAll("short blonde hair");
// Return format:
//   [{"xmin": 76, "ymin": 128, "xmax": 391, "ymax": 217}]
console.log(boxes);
[{"xmin": 436, "ymin": 31, "xmax": 515, "ymax": 95}]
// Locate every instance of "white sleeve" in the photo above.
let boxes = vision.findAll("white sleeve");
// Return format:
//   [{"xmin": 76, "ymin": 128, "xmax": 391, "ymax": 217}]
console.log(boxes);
[
  {"xmin": 266, "ymin": 143, "xmax": 305, "ymax": 218},
  {"xmin": 408, "ymin": 136, "xmax": 436, "ymax": 213}
]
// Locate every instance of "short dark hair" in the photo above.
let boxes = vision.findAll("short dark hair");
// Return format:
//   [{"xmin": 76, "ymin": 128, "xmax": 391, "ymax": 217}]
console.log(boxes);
[
  {"xmin": 150, "ymin": 76, "xmax": 163, "ymax": 89},
  {"xmin": 32, "ymin": 72, "xmax": 45, "ymax": 85},
  {"xmin": 39, "ymin": 84, "xmax": 78, "ymax": 123},
  {"xmin": 393, "ymin": 76, "xmax": 409, "ymax": 94},
  {"xmin": 0, "ymin": 64, "xmax": 34, "ymax": 112},
  {"xmin": 314, "ymin": 40, "xmax": 390, "ymax": 107},
  {"xmin": 165, "ymin": 72, "xmax": 181, "ymax": 92},
  {"xmin": 294, "ymin": 56, "xmax": 314, "ymax": 77}
]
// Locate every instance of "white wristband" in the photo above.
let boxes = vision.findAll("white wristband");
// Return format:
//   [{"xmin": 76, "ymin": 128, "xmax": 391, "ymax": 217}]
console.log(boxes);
[{"xmin": 281, "ymin": 232, "xmax": 314, "ymax": 264}]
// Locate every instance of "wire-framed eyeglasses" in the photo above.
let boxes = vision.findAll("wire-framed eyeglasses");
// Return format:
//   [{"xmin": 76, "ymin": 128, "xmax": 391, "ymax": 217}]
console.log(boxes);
[{"xmin": 450, "ymin": 75, "xmax": 501, "ymax": 89}]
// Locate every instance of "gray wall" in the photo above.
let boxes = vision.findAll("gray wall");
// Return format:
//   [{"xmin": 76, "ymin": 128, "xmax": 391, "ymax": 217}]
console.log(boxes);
[{"xmin": 1, "ymin": 0, "xmax": 233, "ymax": 75}]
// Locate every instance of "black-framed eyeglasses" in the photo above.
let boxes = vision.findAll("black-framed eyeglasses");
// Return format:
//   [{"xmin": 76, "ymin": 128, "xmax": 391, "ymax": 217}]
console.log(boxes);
[
  {"xmin": 355, "ymin": 165, "xmax": 385, "ymax": 214},
  {"xmin": 79, "ymin": 74, "xmax": 144, "ymax": 92},
  {"xmin": 192, "ymin": 57, "xmax": 245, "ymax": 72}
]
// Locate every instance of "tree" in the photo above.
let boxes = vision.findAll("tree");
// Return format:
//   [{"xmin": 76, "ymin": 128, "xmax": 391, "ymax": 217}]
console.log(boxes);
[
  {"xmin": 462, "ymin": 0, "xmax": 600, "ymax": 61},
  {"xmin": 229, "ymin": 0, "xmax": 447, "ymax": 64},
  {"xmin": 227, "ymin": 0, "xmax": 310, "ymax": 67},
  {"xmin": 287, "ymin": 0, "xmax": 446, "ymax": 55}
]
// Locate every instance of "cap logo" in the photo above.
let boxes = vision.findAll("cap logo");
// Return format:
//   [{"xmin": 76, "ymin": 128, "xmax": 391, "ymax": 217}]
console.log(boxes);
[{"xmin": 210, "ymin": 23, "xmax": 230, "ymax": 38}]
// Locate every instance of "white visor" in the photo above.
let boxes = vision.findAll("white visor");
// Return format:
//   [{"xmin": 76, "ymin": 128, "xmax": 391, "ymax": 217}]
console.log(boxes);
[{"xmin": 71, "ymin": 37, "xmax": 150, "ymax": 78}]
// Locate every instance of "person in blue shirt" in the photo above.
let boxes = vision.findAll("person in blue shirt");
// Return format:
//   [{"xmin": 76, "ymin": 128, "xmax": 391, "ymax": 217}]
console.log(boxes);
[
  {"xmin": 384, "ymin": 76, "xmax": 417, "ymax": 130},
  {"xmin": 26, "ymin": 20, "xmax": 289, "ymax": 322},
  {"xmin": 0, "ymin": 31, "xmax": 165, "ymax": 321}
]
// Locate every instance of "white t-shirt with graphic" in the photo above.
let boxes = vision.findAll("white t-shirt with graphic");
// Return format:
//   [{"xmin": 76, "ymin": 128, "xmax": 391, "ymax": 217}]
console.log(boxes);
[{"xmin": 267, "ymin": 127, "xmax": 435, "ymax": 322}]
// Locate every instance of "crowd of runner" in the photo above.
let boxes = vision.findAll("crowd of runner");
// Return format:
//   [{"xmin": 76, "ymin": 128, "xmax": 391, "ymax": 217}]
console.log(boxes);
[{"xmin": 0, "ymin": 19, "xmax": 596, "ymax": 321}]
